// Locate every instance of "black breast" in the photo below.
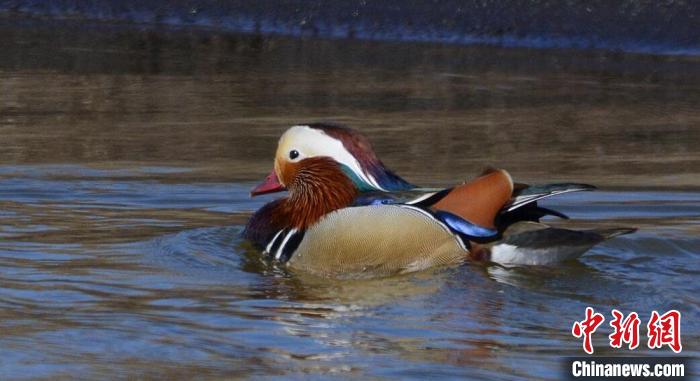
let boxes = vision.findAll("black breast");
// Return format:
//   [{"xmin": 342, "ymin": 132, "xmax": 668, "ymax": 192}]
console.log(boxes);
[{"xmin": 243, "ymin": 199, "xmax": 286, "ymax": 248}]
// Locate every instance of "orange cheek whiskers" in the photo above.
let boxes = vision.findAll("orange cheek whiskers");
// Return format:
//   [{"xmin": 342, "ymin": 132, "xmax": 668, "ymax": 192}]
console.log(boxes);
[{"xmin": 282, "ymin": 158, "xmax": 358, "ymax": 230}]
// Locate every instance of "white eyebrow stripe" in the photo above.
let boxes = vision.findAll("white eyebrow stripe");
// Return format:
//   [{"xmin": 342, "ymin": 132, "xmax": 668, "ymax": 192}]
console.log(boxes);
[
  {"xmin": 291, "ymin": 125, "xmax": 388, "ymax": 192},
  {"xmin": 365, "ymin": 173, "xmax": 385, "ymax": 191}
]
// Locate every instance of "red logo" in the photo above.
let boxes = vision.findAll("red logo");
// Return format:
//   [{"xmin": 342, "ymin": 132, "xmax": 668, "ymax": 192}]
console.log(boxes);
[
  {"xmin": 647, "ymin": 310, "xmax": 682, "ymax": 353},
  {"xmin": 573, "ymin": 308, "xmax": 682, "ymax": 354},
  {"xmin": 609, "ymin": 309, "xmax": 640, "ymax": 350},
  {"xmin": 572, "ymin": 307, "xmax": 606, "ymax": 354}
]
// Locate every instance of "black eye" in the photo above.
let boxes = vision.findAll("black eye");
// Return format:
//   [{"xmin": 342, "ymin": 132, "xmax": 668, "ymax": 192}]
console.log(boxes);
[{"xmin": 289, "ymin": 150, "xmax": 300, "ymax": 160}]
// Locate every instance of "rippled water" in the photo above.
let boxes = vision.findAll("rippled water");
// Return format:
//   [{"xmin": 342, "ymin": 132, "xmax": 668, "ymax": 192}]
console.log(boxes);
[{"xmin": 0, "ymin": 22, "xmax": 699, "ymax": 379}]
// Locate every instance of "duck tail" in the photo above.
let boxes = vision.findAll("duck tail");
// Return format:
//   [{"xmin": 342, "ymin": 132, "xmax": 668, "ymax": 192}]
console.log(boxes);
[{"xmin": 484, "ymin": 224, "xmax": 637, "ymax": 265}]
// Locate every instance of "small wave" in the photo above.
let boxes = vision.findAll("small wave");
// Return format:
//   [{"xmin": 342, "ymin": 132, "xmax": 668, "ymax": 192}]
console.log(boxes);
[{"xmin": 144, "ymin": 225, "xmax": 252, "ymax": 279}]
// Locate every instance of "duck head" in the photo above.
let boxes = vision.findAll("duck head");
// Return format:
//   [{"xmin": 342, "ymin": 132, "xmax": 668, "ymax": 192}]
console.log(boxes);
[
  {"xmin": 251, "ymin": 123, "xmax": 414, "ymax": 196},
  {"xmin": 262, "ymin": 156, "xmax": 359, "ymax": 229}
]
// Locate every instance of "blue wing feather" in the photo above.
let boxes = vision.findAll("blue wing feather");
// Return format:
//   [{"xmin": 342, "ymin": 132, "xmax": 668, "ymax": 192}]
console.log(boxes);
[{"xmin": 433, "ymin": 210, "xmax": 498, "ymax": 239}]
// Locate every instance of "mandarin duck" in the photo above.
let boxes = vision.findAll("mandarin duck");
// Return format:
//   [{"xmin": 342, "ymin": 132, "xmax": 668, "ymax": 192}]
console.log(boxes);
[{"xmin": 244, "ymin": 123, "xmax": 635, "ymax": 278}]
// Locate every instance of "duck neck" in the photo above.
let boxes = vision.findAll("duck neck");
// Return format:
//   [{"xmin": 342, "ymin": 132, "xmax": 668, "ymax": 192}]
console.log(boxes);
[{"xmin": 280, "ymin": 159, "xmax": 358, "ymax": 230}]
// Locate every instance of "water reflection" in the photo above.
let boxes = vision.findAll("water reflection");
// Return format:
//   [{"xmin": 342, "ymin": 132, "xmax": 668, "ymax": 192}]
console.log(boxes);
[{"xmin": 1, "ymin": 22, "xmax": 699, "ymax": 187}]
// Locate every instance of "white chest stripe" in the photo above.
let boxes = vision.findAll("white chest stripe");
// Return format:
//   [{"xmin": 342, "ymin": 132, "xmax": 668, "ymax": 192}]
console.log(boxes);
[
  {"xmin": 275, "ymin": 229, "xmax": 298, "ymax": 260},
  {"xmin": 264, "ymin": 230, "xmax": 284, "ymax": 254}
]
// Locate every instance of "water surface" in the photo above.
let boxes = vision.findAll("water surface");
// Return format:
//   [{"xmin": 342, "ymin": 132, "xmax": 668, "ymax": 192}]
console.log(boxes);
[{"xmin": 0, "ymin": 22, "xmax": 698, "ymax": 379}]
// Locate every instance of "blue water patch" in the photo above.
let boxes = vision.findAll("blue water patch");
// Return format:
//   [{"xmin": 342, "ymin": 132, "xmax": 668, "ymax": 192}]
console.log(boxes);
[
  {"xmin": 0, "ymin": 166, "xmax": 256, "ymax": 211},
  {"xmin": 1, "ymin": 1, "xmax": 698, "ymax": 56},
  {"xmin": 0, "ymin": 163, "xmax": 698, "ymax": 379}
]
